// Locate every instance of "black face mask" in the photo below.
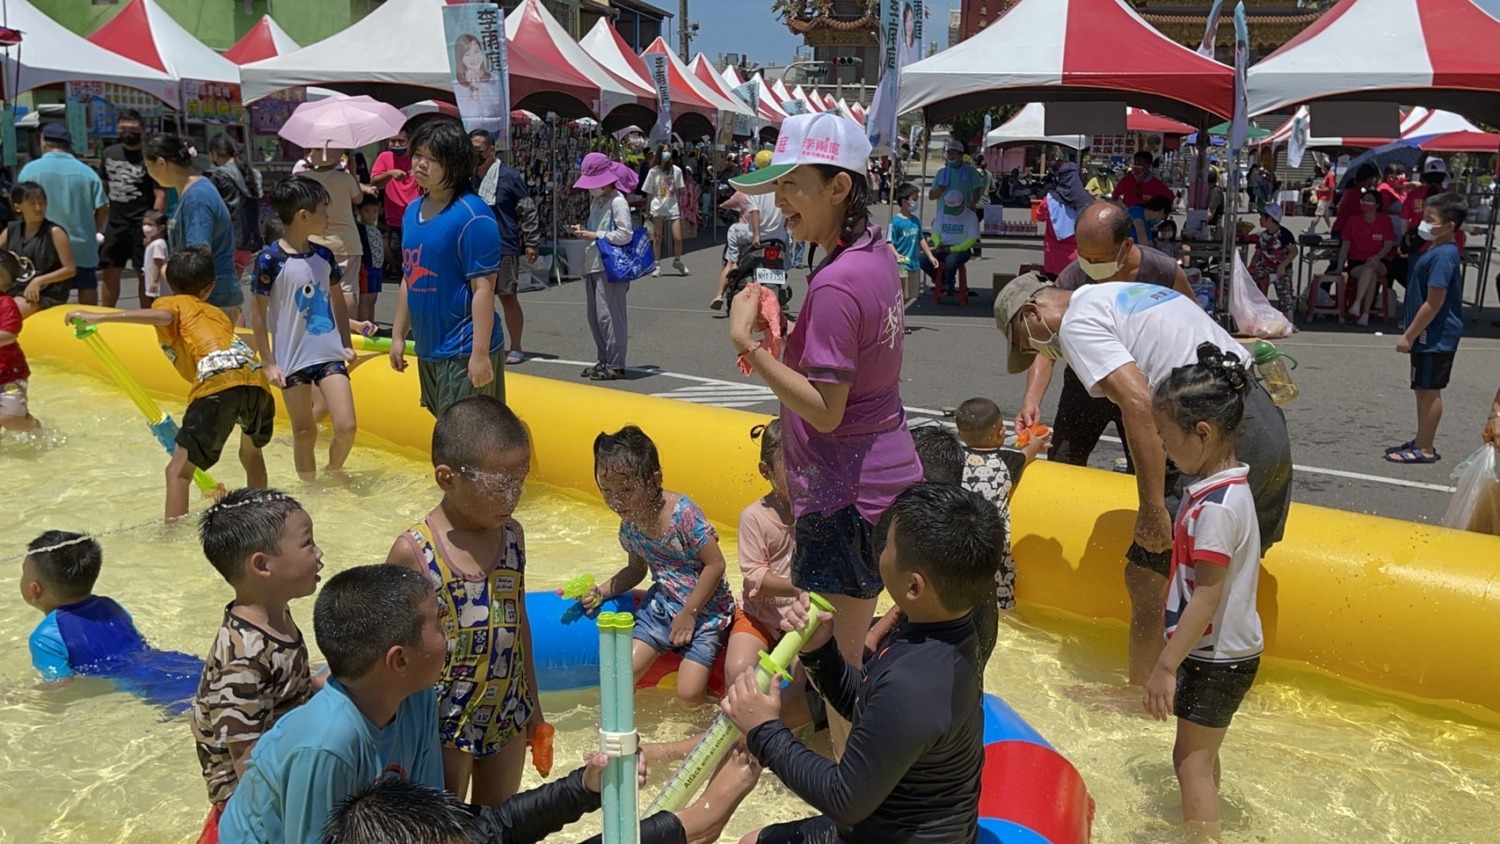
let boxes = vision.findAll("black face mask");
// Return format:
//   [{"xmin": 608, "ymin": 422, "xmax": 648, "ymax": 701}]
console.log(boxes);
[{"xmin": 119, "ymin": 131, "xmax": 142, "ymax": 146}]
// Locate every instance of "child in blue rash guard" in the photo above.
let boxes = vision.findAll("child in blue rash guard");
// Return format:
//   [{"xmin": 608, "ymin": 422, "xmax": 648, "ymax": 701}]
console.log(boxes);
[
  {"xmin": 722, "ymin": 482, "xmax": 1000, "ymax": 844},
  {"xmin": 20, "ymin": 531, "xmax": 202, "ymax": 712}
]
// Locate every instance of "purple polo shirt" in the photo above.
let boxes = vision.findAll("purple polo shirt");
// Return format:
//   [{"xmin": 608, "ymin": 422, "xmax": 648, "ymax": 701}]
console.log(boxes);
[{"xmin": 781, "ymin": 225, "xmax": 921, "ymax": 523}]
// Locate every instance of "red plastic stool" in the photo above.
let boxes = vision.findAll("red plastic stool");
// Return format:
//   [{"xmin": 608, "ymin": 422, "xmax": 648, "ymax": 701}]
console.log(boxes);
[
  {"xmin": 933, "ymin": 263, "xmax": 970, "ymax": 306},
  {"xmin": 1304, "ymin": 273, "xmax": 1348, "ymax": 323}
]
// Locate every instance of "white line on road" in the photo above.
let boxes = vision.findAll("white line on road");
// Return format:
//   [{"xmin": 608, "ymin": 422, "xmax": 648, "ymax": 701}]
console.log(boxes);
[{"xmin": 524, "ymin": 358, "xmax": 1458, "ymax": 494}]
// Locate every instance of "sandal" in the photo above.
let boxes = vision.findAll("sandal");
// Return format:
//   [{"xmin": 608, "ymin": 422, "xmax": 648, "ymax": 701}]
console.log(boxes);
[
  {"xmin": 589, "ymin": 367, "xmax": 625, "ymax": 381},
  {"xmin": 1384, "ymin": 446, "xmax": 1441, "ymax": 464},
  {"xmin": 580, "ymin": 363, "xmax": 603, "ymax": 378},
  {"xmin": 505, "ymin": 350, "xmax": 526, "ymax": 366},
  {"xmin": 1384, "ymin": 439, "xmax": 1416, "ymax": 455}
]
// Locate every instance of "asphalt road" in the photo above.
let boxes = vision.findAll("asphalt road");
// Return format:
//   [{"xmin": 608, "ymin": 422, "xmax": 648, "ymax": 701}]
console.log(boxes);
[{"xmin": 117, "ymin": 207, "xmax": 1500, "ymax": 525}]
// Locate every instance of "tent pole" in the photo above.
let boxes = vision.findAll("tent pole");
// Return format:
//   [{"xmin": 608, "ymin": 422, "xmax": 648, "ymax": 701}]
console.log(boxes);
[
  {"xmin": 917, "ymin": 119, "xmax": 931, "ymax": 226},
  {"xmin": 1478, "ymin": 156, "xmax": 1499, "ymax": 318}
]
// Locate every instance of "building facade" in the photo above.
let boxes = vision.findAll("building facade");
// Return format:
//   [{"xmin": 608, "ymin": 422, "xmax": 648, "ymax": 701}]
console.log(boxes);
[
  {"xmin": 1129, "ymin": 1, "xmax": 1332, "ymax": 61},
  {"xmin": 776, "ymin": 0, "xmax": 880, "ymax": 93}
]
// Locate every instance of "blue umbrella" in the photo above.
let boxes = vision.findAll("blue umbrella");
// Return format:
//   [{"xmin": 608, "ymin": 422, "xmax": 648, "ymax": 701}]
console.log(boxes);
[{"xmin": 1338, "ymin": 138, "xmax": 1429, "ymax": 190}]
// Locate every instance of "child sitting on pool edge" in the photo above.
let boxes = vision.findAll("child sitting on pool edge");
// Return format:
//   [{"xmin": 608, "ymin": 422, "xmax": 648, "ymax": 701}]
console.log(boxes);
[
  {"xmin": 19, "ymin": 531, "xmax": 202, "ymax": 709},
  {"xmin": 583, "ymin": 425, "xmax": 735, "ymax": 705},
  {"xmin": 386, "ymin": 395, "xmax": 544, "ymax": 806},
  {"xmin": 1143, "ymin": 344, "xmax": 1264, "ymax": 837},
  {"xmin": 721, "ymin": 482, "xmax": 1000, "ymax": 843},
  {"xmin": 190, "ymin": 488, "xmax": 324, "ymax": 844},
  {"xmin": 67, "ymin": 246, "xmax": 274, "ymax": 521}
]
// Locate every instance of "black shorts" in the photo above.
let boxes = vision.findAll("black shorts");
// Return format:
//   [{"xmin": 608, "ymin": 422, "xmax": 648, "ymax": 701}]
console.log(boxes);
[
  {"xmin": 5, "ymin": 278, "xmax": 68, "ymax": 310},
  {"xmin": 756, "ymin": 816, "xmax": 843, "ymax": 844},
  {"xmin": 99, "ymin": 223, "xmax": 146, "ymax": 270},
  {"xmin": 1049, "ymin": 366, "xmax": 1133, "ymax": 472},
  {"xmin": 791, "ymin": 505, "xmax": 883, "ymax": 600},
  {"xmin": 283, "ymin": 360, "xmax": 348, "ymax": 389},
  {"xmin": 1126, "ymin": 542, "xmax": 1173, "ymax": 578},
  {"xmin": 1174, "ymin": 656, "xmax": 1260, "ymax": 729},
  {"xmin": 177, "ymin": 386, "xmax": 276, "ymax": 469},
  {"xmin": 1410, "ymin": 352, "xmax": 1455, "ymax": 391}
]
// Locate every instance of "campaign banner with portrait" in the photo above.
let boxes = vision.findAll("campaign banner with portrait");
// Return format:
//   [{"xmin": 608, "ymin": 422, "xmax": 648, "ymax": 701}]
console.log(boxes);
[
  {"xmin": 867, "ymin": 0, "xmax": 923, "ymax": 153},
  {"xmin": 443, "ymin": 3, "xmax": 511, "ymax": 149}
]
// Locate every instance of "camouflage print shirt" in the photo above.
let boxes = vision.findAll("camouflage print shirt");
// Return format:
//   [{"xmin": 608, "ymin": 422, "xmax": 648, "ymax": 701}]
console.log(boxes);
[{"xmin": 190, "ymin": 604, "xmax": 313, "ymax": 805}]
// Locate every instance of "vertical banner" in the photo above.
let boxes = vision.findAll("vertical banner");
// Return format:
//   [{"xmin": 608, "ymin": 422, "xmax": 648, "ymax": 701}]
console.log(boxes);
[
  {"xmin": 1287, "ymin": 112, "xmax": 1309, "ymax": 168},
  {"xmin": 1197, "ymin": 0, "xmax": 1225, "ymax": 59},
  {"xmin": 66, "ymin": 99, "xmax": 89, "ymax": 154},
  {"xmin": 731, "ymin": 78, "xmax": 760, "ymax": 139},
  {"xmin": 866, "ymin": 0, "xmax": 923, "ymax": 152},
  {"xmin": 1228, "ymin": 2, "xmax": 1249, "ymax": 153},
  {"xmin": 443, "ymin": 3, "xmax": 511, "ymax": 149},
  {"xmin": 644, "ymin": 53, "xmax": 672, "ymax": 144},
  {"xmin": 982, "ymin": 112, "xmax": 992, "ymax": 143},
  {"xmin": 783, "ymin": 98, "xmax": 807, "ymax": 117},
  {"xmin": 1, "ymin": 108, "xmax": 16, "ymax": 168}
]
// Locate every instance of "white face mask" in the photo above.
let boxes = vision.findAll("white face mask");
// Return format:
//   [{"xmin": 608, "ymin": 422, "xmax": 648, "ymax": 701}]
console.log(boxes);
[
  {"xmin": 589, "ymin": 187, "xmax": 609, "ymax": 199},
  {"xmin": 1417, "ymin": 220, "xmax": 1439, "ymax": 241},
  {"xmin": 1078, "ymin": 243, "xmax": 1126, "ymax": 281},
  {"xmin": 1023, "ymin": 311, "xmax": 1065, "ymax": 360}
]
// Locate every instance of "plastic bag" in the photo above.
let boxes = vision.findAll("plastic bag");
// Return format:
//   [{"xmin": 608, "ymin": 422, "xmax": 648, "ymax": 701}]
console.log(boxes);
[
  {"xmin": 1442, "ymin": 444, "xmax": 1500, "ymax": 535},
  {"xmin": 1228, "ymin": 253, "xmax": 1293, "ymax": 339}
]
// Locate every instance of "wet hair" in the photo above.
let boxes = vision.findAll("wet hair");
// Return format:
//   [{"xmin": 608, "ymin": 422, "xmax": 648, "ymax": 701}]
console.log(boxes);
[
  {"xmin": 750, "ymin": 418, "xmax": 783, "ymax": 467},
  {"xmin": 24, "ymin": 531, "xmax": 104, "ymax": 599},
  {"xmin": 1425, "ymin": 191, "xmax": 1468, "ymax": 228},
  {"xmin": 164, "ymin": 245, "xmax": 217, "ymax": 296},
  {"xmin": 408, "ymin": 118, "xmax": 474, "ymax": 196},
  {"xmin": 144, "ymin": 133, "xmax": 196, "ymax": 168},
  {"xmin": 887, "ymin": 483, "xmax": 1003, "ymax": 612},
  {"xmin": 116, "ymin": 108, "xmax": 144, "ymax": 127},
  {"xmin": 469, "ymin": 129, "xmax": 494, "ymax": 148},
  {"xmin": 322, "ymin": 778, "xmax": 472, "ymax": 844},
  {"xmin": 955, "ymin": 397, "xmax": 1002, "ymax": 436},
  {"xmin": 809, "ymin": 164, "xmax": 871, "ymax": 265},
  {"xmin": 593, "ymin": 425, "xmax": 663, "ymax": 490},
  {"xmin": 1152, "ymin": 342, "xmax": 1251, "ymax": 437},
  {"xmin": 912, "ymin": 425, "xmax": 965, "ymax": 485},
  {"xmin": 198, "ymin": 488, "xmax": 305, "ymax": 585},
  {"xmin": 0, "ymin": 251, "xmax": 20, "ymax": 286},
  {"xmin": 431, "ymin": 395, "xmax": 529, "ymax": 469},
  {"xmin": 271, "ymin": 176, "xmax": 332, "ymax": 226},
  {"xmin": 11, "ymin": 181, "xmax": 45, "ymax": 206},
  {"xmin": 894, "ymin": 181, "xmax": 920, "ymax": 205},
  {"xmin": 1144, "ymin": 195, "xmax": 1173, "ymax": 215},
  {"xmin": 314, "ymin": 565, "xmax": 433, "ymax": 681},
  {"xmin": 210, "ymin": 134, "xmax": 258, "ymax": 198}
]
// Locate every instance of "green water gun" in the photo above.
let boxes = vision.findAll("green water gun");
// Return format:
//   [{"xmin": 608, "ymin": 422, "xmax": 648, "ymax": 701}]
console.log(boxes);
[{"xmin": 557, "ymin": 574, "xmax": 596, "ymax": 601}]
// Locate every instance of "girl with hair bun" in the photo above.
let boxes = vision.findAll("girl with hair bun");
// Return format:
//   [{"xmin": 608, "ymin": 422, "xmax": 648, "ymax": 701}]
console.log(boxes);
[{"xmin": 1144, "ymin": 341, "xmax": 1263, "ymax": 837}]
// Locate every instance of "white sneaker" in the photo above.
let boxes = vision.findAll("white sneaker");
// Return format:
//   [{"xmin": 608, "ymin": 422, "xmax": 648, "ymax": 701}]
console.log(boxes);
[
  {"xmin": 651, "ymin": 265, "xmax": 661, "ymax": 278},
  {"xmin": 673, "ymin": 258, "xmax": 689, "ymax": 276}
]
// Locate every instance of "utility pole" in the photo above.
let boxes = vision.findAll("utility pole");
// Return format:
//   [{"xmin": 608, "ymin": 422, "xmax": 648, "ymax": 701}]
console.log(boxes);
[{"xmin": 678, "ymin": 0, "xmax": 691, "ymax": 61}]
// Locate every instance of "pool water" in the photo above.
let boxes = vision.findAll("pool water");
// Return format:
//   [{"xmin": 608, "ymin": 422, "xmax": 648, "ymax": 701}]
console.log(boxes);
[{"xmin": 2, "ymin": 362, "xmax": 1498, "ymax": 843}]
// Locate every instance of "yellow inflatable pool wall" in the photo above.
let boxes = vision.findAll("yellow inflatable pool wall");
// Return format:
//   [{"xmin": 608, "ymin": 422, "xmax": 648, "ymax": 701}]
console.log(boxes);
[{"xmin": 25, "ymin": 310, "xmax": 1500, "ymax": 722}]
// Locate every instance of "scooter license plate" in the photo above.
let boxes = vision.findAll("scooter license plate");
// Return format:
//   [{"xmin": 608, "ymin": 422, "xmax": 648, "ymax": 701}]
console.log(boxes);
[{"xmin": 755, "ymin": 268, "xmax": 788, "ymax": 286}]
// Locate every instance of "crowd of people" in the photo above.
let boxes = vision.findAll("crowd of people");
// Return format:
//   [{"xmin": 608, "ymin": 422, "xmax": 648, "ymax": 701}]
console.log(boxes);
[{"xmin": 7, "ymin": 103, "xmax": 1500, "ymax": 844}]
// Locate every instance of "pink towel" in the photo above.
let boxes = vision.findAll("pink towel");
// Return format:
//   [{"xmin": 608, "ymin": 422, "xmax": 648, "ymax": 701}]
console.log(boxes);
[{"xmin": 737, "ymin": 285, "xmax": 784, "ymax": 376}]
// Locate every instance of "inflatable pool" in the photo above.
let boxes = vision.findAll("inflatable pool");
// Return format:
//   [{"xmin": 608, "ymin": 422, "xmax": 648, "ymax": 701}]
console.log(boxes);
[
  {"xmin": 523, "ymin": 590, "xmax": 1093, "ymax": 843},
  {"xmin": 25, "ymin": 310, "xmax": 1500, "ymax": 723}
]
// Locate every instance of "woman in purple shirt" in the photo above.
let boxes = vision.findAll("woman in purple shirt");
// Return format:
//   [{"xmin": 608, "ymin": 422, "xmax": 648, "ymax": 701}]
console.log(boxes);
[{"xmin": 727, "ymin": 113, "xmax": 921, "ymax": 756}]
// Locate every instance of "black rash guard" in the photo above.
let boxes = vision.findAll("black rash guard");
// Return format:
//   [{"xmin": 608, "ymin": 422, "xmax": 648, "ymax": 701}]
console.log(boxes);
[
  {"xmin": 469, "ymin": 767, "xmax": 686, "ymax": 844},
  {"xmin": 746, "ymin": 615, "xmax": 984, "ymax": 843}
]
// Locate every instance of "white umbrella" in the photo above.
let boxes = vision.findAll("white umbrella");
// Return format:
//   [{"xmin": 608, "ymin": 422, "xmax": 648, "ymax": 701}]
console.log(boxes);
[{"xmin": 279, "ymin": 95, "xmax": 408, "ymax": 150}]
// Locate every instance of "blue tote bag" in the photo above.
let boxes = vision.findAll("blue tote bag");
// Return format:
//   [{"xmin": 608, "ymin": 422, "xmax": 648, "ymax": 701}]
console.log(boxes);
[{"xmin": 597, "ymin": 227, "xmax": 656, "ymax": 284}]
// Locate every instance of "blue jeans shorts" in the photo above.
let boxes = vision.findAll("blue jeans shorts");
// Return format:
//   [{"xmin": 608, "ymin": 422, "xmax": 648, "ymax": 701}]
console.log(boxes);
[
  {"xmin": 632, "ymin": 587, "xmax": 725, "ymax": 669},
  {"xmin": 791, "ymin": 504, "xmax": 884, "ymax": 600}
]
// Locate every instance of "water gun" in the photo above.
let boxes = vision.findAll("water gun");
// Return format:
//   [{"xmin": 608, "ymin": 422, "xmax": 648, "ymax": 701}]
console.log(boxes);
[
  {"xmin": 646, "ymin": 593, "xmax": 836, "ymax": 815},
  {"xmin": 349, "ymin": 334, "xmax": 416, "ymax": 355},
  {"xmin": 529, "ymin": 720, "xmax": 556, "ymax": 777},
  {"xmin": 558, "ymin": 575, "xmax": 598, "ymax": 625},
  {"xmin": 1015, "ymin": 423, "xmax": 1051, "ymax": 448},
  {"xmin": 72, "ymin": 320, "xmax": 221, "ymax": 497}
]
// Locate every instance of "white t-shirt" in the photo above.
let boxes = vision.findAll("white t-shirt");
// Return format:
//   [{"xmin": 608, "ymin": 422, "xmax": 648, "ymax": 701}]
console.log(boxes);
[
  {"xmin": 143, "ymin": 238, "xmax": 168, "ymax": 298},
  {"xmin": 643, "ymin": 165, "xmax": 685, "ymax": 219},
  {"xmin": 250, "ymin": 241, "xmax": 346, "ymax": 375},
  {"xmin": 932, "ymin": 206, "xmax": 979, "ymax": 248},
  {"xmin": 1166, "ymin": 464, "xmax": 1263, "ymax": 662},
  {"xmin": 1060, "ymin": 282, "xmax": 1250, "ymax": 398},
  {"xmin": 745, "ymin": 192, "xmax": 787, "ymax": 245}
]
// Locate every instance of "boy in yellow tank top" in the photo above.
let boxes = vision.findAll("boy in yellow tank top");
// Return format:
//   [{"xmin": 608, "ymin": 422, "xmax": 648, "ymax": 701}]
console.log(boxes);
[{"xmin": 386, "ymin": 395, "xmax": 541, "ymax": 805}]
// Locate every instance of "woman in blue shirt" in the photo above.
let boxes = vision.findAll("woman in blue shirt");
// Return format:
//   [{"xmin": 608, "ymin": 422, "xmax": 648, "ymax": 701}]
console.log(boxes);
[{"xmin": 144, "ymin": 134, "xmax": 242, "ymax": 322}]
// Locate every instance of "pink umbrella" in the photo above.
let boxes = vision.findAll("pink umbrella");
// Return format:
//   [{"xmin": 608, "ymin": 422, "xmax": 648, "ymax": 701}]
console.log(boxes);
[{"xmin": 278, "ymin": 95, "xmax": 408, "ymax": 150}]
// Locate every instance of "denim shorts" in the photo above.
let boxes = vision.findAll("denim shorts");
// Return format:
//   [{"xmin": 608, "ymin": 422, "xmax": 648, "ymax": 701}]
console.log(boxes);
[
  {"xmin": 790, "ymin": 505, "xmax": 884, "ymax": 600},
  {"xmin": 632, "ymin": 588, "xmax": 725, "ymax": 669},
  {"xmin": 1175, "ymin": 655, "xmax": 1260, "ymax": 729}
]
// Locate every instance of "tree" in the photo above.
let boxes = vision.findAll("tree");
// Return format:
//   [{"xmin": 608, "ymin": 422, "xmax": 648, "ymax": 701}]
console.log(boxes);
[{"xmin": 947, "ymin": 104, "xmax": 1019, "ymax": 151}]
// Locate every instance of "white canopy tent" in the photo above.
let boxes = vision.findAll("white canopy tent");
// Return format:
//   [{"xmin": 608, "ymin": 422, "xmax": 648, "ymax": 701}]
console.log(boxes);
[
  {"xmin": 0, "ymin": 0, "xmax": 176, "ymax": 103},
  {"xmin": 983, "ymin": 103, "xmax": 1088, "ymax": 149}
]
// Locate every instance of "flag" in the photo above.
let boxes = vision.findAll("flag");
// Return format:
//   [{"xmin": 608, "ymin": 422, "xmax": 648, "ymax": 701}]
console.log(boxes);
[
  {"xmin": 644, "ymin": 53, "xmax": 672, "ymax": 143},
  {"xmin": 442, "ymin": 3, "xmax": 510, "ymax": 149},
  {"xmin": 1287, "ymin": 113, "xmax": 1309, "ymax": 168},
  {"xmin": 1197, "ymin": 0, "xmax": 1225, "ymax": 59},
  {"xmin": 866, "ymin": 0, "xmax": 923, "ymax": 153},
  {"xmin": 1228, "ymin": 2, "xmax": 1249, "ymax": 153}
]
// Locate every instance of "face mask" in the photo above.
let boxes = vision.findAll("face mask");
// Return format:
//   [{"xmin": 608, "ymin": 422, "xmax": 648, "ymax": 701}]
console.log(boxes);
[
  {"xmin": 1417, "ymin": 221, "xmax": 1439, "ymax": 241},
  {"xmin": 389, "ymin": 144, "xmax": 408, "ymax": 155},
  {"xmin": 1078, "ymin": 243, "xmax": 1126, "ymax": 281},
  {"xmin": 947, "ymin": 158, "xmax": 962, "ymax": 168},
  {"xmin": 662, "ymin": 151, "xmax": 672, "ymax": 163},
  {"xmin": 589, "ymin": 187, "xmax": 609, "ymax": 198},
  {"xmin": 142, "ymin": 224, "xmax": 158, "ymax": 239},
  {"xmin": 119, "ymin": 131, "xmax": 142, "ymax": 146},
  {"xmin": 1024, "ymin": 313, "xmax": 1065, "ymax": 361},
  {"xmin": 1132, "ymin": 166, "xmax": 1147, "ymax": 178}
]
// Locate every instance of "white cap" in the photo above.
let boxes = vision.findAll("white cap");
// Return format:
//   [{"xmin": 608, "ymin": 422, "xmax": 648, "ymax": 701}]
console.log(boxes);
[
  {"xmin": 945, "ymin": 138, "xmax": 965, "ymax": 153},
  {"xmin": 1423, "ymin": 157, "xmax": 1448, "ymax": 175},
  {"xmin": 1261, "ymin": 203, "xmax": 1283, "ymax": 222},
  {"xmin": 730, "ymin": 112, "xmax": 872, "ymax": 195}
]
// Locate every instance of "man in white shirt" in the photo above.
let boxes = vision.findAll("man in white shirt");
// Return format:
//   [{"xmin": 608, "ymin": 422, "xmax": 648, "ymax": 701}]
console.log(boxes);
[
  {"xmin": 745, "ymin": 151, "xmax": 788, "ymax": 248},
  {"xmin": 995, "ymin": 275, "xmax": 1293, "ymax": 687}
]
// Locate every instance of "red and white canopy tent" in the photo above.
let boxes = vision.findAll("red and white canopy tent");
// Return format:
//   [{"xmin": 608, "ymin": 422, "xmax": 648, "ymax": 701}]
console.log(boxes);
[
  {"xmin": 506, "ymin": 0, "xmax": 653, "ymax": 130},
  {"xmin": 688, "ymin": 54, "xmax": 774, "ymax": 137},
  {"xmin": 899, "ymin": 0, "xmax": 1233, "ymax": 127},
  {"xmin": 85, "ymin": 0, "xmax": 239, "ymax": 107},
  {"xmin": 0, "ymin": 0, "xmax": 176, "ymax": 103},
  {"xmin": 634, "ymin": 35, "xmax": 753, "ymax": 137},
  {"xmin": 1245, "ymin": 0, "xmax": 1500, "ymax": 126},
  {"xmin": 1402, "ymin": 107, "xmax": 1500, "ymax": 152},
  {"xmin": 224, "ymin": 15, "xmax": 301, "ymax": 66}
]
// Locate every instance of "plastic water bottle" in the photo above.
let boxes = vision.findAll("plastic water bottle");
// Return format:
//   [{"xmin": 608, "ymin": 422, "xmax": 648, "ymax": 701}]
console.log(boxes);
[{"xmin": 1251, "ymin": 340, "xmax": 1299, "ymax": 405}]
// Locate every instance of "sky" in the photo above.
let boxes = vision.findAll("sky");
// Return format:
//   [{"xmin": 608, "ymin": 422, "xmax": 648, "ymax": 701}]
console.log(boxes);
[{"xmin": 687, "ymin": 0, "xmax": 962, "ymax": 69}]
